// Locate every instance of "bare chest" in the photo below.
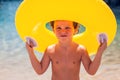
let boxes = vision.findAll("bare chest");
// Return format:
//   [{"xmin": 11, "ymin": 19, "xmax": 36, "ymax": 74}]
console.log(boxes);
[{"xmin": 50, "ymin": 51, "xmax": 82, "ymax": 71}]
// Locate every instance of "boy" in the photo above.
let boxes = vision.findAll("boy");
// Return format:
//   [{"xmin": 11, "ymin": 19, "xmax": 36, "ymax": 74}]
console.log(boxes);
[{"xmin": 26, "ymin": 20, "xmax": 107, "ymax": 80}]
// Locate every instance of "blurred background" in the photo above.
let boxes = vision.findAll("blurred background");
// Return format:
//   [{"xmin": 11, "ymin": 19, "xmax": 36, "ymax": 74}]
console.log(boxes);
[{"xmin": 0, "ymin": 0, "xmax": 120, "ymax": 80}]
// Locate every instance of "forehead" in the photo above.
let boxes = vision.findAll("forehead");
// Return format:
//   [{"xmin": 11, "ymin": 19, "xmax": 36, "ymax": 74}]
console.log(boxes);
[{"xmin": 54, "ymin": 20, "xmax": 73, "ymax": 26}]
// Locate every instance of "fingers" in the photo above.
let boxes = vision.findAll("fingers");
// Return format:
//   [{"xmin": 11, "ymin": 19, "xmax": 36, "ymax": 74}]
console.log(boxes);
[
  {"xmin": 98, "ymin": 33, "xmax": 108, "ymax": 44},
  {"xmin": 26, "ymin": 36, "xmax": 37, "ymax": 47},
  {"xmin": 29, "ymin": 39, "xmax": 34, "ymax": 48},
  {"xmin": 26, "ymin": 42, "xmax": 33, "ymax": 48},
  {"xmin": 99, "ymin": 41, "xmax": 107, "ymax": 51},
  {"xmin": 25, "ymin": 42, "xmax": 34, "ymax": 54},
  {"xmin": 97, "ymin": 33, "xmax": 108, "ymax": 48}
]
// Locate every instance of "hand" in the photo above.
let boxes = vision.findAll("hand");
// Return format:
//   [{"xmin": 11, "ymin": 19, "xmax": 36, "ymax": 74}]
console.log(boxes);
[
  {"xmin": 26, "ymin": 42, "xmax": 34, "ymax": 53},
  {"xmin": 26, "ymin": 37, "xmax": 36, "ymax": 53},
  {"xmin": 98, "ymin": 33, "xmax": 108, "ymax": 44},
  {"xmin": 98, "ymin": 40, "xmax": 107, "ymax": 53},
  {"xmin": 97, "ymin": 33, "xmax": 107, "ymax": 54},
  {"xmin": 26, "ymin": 37, "xmax": 37, "ymax": 47},
  {"xmin": 26, "ymin": 39, "xmax": 34, "ymax": 48}
]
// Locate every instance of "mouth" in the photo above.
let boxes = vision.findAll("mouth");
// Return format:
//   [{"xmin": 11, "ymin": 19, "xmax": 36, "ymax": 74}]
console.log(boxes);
[{"xmin": 60, "ymin": 35, "xmax": 67, "ymax": 37}]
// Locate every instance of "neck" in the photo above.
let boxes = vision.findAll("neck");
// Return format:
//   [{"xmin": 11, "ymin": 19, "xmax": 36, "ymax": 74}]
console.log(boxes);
[{"xmin": 57, "ymin": 40, "xmax": 73, "ymax": 49}]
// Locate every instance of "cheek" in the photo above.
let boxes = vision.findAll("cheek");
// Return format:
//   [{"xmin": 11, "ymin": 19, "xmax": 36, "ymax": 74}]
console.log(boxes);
[
  {"xmin": 69, "ymin": 30, "xmax": 75, "ymax": 34},
  {"xmin": 54, "ymin": 31, "xmax": 60, "ymax": 37}
]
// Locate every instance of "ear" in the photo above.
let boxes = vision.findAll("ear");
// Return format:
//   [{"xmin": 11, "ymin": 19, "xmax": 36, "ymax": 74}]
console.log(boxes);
[
  {"xmin": 52, "ymin": 27, "xmax": 55, "ymax": 33},
  {"xmin": 74, "ymin": 29, "xmax": 79, "ymax": 34},
  {"xmin": 74, "ymin": 25, "xmax": 80, "ymax": 34},
  {"xmin": 73, "ymin": 28, "xmax": 79, "ymax": 34}
]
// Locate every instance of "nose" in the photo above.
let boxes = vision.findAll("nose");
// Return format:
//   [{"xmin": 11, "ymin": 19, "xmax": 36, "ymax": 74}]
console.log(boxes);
[{"xmin": 61, "ymin": 29, "xmax": 66, "ymax": 33}]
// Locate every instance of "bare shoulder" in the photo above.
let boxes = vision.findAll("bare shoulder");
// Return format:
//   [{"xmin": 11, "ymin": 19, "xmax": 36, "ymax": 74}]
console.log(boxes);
[
  {"xmin": 45, "ymin": 44, "xmax": 56, "ymax": 55},
  {"xmin": 77, "ymin": 44, "xmax": 88, "ymax": 55},
  {"xmin": 77, "ymin": 45, "xmax": 86, "ymax": 51}
]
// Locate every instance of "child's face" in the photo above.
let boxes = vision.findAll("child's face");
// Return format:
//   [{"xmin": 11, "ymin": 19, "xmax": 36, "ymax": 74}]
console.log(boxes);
[{"xmin": 53, "ymin": 20, "xmax": 76, "ymax": 41}]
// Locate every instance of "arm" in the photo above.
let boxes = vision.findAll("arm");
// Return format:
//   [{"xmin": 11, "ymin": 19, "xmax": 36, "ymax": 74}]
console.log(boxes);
[
  {"xmin": 81, "ymin": 40, "xmax": 107, "ymax": 75},
  {"xmin": 26, "ymin": 42, "xmax": 51, "ymax": 75}
]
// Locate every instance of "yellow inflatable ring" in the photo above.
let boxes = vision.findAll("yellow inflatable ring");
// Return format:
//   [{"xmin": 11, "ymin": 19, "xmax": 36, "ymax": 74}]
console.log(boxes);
[{"xmin": 15, "ymin": 0, "xmax": 117, "ymax": 55}]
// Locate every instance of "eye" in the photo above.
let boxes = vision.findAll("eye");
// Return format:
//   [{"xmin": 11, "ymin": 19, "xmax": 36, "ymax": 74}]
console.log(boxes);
[
  {"xmin": 65, "ymin": 26, "xmax": 71, "ymax": 30},
  {"xmin": 56, "ymin": 27, "xmax": 61, "ymax": 30}
]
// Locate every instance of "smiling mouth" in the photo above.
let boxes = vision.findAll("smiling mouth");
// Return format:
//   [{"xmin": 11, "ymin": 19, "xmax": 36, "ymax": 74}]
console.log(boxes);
[{"xmin": 61, "ymin": 35, "xmax": 67, "ymax": 37}]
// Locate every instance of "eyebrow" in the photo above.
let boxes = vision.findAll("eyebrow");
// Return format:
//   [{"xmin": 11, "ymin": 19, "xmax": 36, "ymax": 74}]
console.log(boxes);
[{"xmin": 50, "ymin": 21, "xmax": 79, "ymax": 29}]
